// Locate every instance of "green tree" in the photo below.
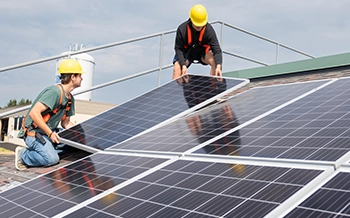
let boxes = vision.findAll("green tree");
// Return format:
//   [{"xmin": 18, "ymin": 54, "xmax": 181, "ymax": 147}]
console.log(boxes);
[
  {"xmin": 4, "ymin": 99, "xmax": 32, "ymax": 108},
  {"xmin": 6, "ymin": 99, "xmax": 17, "ymax": 108},
  {"xmin": 18, "ymin": 99, "xmax": 26, "ymax": 106}
]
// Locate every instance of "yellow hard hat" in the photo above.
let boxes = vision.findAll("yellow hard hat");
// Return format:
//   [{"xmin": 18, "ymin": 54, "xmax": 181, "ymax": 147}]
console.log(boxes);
[
  {"xmin": 58, "ymin": 59, "xmax": 85, "ymax": 74},
  {"xmin": 189, "ymin": 4, "xmax": 208, "ymax": 27}
]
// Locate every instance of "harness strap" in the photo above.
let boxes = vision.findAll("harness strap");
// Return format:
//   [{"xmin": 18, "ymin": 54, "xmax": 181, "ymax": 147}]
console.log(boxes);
[
  {"xmin": 198, "ymin": 25, "xmax": 206, "ymax": 44},
  {"xmin": 184, "ymin": 24, "xmax": 209, "ymax": 54},
  {"xmin": 186, "ymin": 25, "xmax": 192, "ymax": 46},
  {"xmin": 22, "ymin": 84, "xmax": 71, "ymax": 140}
]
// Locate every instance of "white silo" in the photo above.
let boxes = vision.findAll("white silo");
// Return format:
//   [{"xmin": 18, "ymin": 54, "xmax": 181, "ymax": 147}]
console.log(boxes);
[{"xmin": 56, "ymin": 44, "xmax": 95, "ymax": 101}]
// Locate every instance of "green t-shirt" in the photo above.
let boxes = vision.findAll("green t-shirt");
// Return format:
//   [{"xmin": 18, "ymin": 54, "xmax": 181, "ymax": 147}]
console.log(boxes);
[{"xmin": 18, "ymin": 84, "xmax": 75, "ymax": 138}]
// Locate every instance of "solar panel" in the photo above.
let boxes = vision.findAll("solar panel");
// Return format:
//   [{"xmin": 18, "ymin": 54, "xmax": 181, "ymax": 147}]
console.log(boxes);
[
  {"xmin": 108, "ymin": 79, "xmax": 330, "ymax": 153},
  {"xmin": 283, "ymin": 169, "xmax": 350, "ymax": 217},
  {"xmin": 58, "ymin": 75, "xmax": 248, "ymax": 152},
  {"xmin": 2, "ymin": 76, "xmax": 349, "ymax": 218},
  {"xmin": 196, "ymin": 78, "xmax": 350, "ymax": 161},
  {"xmin": 58, "ymin": 159, "xmax": 325, "ymax": 218},
  {"xmin": 0, "ymin": 153, "xmax": 171, "ymax": 218}
]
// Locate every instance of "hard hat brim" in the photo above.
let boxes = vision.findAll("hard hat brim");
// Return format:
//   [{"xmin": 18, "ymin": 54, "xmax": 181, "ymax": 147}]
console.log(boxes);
[
  {"xmin": 191, "ymin": 19, "xmax": 208, "ymax": 27},
  {"xmin": 59, "ymin": 71, "xmax": 85, "ymax": 74}
]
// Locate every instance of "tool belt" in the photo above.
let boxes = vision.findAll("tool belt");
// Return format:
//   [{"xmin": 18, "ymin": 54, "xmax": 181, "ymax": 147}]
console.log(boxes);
[{"xmin": 24, "ymin": 125, "xmax": 47, "ymax": 144}]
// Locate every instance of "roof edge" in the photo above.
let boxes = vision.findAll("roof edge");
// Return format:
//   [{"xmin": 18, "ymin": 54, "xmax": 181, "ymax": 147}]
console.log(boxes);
[{"xmin": 224, "ymin": 52, "xmax": 350, "ymax": 79}]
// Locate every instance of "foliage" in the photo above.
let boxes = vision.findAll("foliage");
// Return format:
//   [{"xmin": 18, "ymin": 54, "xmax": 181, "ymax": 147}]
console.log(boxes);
[{"xmin": 3, "ymin": 99, "xmax": 32, "ymax": 108}]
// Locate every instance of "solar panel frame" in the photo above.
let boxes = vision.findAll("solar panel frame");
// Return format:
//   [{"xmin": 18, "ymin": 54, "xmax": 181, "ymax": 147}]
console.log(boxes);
[
  {"xmin": 194, "ymin": 78, "xmax": 350, "ymax": 162},
  {"xmin": 55, "ymin": 156, "xmax": 330, "ymax": 218},
  {"xmin": 106, "ymin": 79, "xmax": 333, "ymax": 154},
  {"xmin": 268, "ymin": 166, "xmax": 350, "ymax": 218},
  {"xmin": 58, "ymin": 75, "xmax": 248, "ymax": 153},
  {"xmin": 0, "ymin": 152, "xmax": 176, "ymax": 218},
  {"xmin": 5, "ymin": 75, "xmax": 350, "ymax": 218}
]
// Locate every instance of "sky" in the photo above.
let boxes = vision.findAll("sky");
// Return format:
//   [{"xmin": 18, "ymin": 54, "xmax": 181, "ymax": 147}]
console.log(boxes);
[{"xmin": 1, "ymin": 0, "xmax": 350, "ymax": 108}]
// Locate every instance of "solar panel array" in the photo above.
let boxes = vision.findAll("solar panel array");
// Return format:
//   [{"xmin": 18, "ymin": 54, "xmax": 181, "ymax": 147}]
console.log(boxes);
[
  {"xmin": 108, "ymin": 79, "xmax": 328, "ymax": 153},
  {"xmin": 2, "ymin": 75, "xmax": 350, "ymax": 217},
  {"xmin": 0, "ymin": 153, "xmax": 170, "ymax": 218},
  {"xmin": 196, "ymin": 77, "xmax": 350, "ymax": 162},
  {"xmin": 284, "ymin": 169, "xmax": 350, "ymax": 217},
  {"xmin": 58, "ymin": 74, "xmax": 248, "ymax": 152},
  {"xmin": 63, "ymin": 160, "xmax": 324, "ymax": 218}
]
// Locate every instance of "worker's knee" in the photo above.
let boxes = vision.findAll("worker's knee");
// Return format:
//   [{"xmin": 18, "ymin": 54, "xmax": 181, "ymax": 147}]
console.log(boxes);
[
  {"xmin": 44, "ymin": 152, "xmax": 60, "ymax": 166},
  {"xmin": 203, "ymin": 51, "xmax": 216, "ymax": 67}
]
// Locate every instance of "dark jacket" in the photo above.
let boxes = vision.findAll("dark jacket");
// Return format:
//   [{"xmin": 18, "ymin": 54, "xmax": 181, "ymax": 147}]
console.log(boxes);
[{"xmin": 174, "ymin": 19, "xmax": 223, "ymax": 67}]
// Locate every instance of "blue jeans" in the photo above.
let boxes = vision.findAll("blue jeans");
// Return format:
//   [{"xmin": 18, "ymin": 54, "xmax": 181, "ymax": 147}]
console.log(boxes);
[{"xmin": 20, "ymin": 135, "xmax": 61, "ymax": 167}]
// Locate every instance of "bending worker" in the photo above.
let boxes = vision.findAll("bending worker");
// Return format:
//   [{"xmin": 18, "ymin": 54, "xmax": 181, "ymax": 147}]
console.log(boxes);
[
  {"xmin": 15, "ymin": 59, "xmax": 84, "ymax": 171},
  {"xmin": 172, "ymin": 4, "xmax": 223, "ymax": 80}
]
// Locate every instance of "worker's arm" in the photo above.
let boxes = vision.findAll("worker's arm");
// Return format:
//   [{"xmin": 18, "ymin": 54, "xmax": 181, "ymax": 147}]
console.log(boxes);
[
  {"xmin": 29, "ymin": 102, "xmax": 60, "ymax": 143},
  {"xmin": 174, "ymin": 22, "xmax": 188, "ymax": 68},
  {"xmin": 206, "ymin": 24, "xmax": 223, "ymax": 70}
]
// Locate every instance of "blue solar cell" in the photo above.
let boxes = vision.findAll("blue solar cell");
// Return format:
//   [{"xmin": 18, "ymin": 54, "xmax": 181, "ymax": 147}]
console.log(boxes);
[
  {"xmin": 197, "ymin": 78, "xmax": 350, "ymax": 161},
  {"xmin": 0, "ymin": 153, "xmax": 169, "ymax": 217},
  {"xmin": 109, "ymin": 79, "xmax": 328, "ymax": 153},
  {"xmin": 285, "ymin": 172, "xmax": 350, "ymax": 217},
  {"xmin": 65, "ymin": 207, "xmax": 115, "ymax": 218},
  {"xmin": 63, "ymin": 160, "xmax": 322, "ymax": 217},
  {"xmin": 5, "ymin": 75, "xmax": 350, "ymax": 218},
  {"xmin": 225, "ymin": 200, "xmax": 278, "ymax": 217},
  {"xmin": 59, "ymin": 75, "xmax": 247, "ymax": 151}
]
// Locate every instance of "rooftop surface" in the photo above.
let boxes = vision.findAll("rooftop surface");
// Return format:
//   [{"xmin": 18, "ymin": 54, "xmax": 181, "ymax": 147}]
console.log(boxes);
[
  {"xmin": 1, "ymin": 65, "xmax": 350, "ymax": 192},
  {"xmin": 0, "ymin": 142, "xmax": 90, "ymax": 191}
]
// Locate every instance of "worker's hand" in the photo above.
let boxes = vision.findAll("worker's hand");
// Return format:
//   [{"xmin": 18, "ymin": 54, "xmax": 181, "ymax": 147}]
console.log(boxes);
[
  {"xmin": 181, "ymin": 65, "xmax": 188, "ymax": 76},
  {"xmin": 49, "ymin": 132, "xmax": 60, "ymax": 144},
  {"xmin": 183, "ymin": 74, "xmax": 190, "ymax": 83},
  {"xmin": 176, "ymin": 74, "xmax": 190, "ymax": 85},
  {"xmin": 215, "ymin": 64, "xmax": 223, "ymax": 81},
  {"xmin": 215, "ymin": 64, "xmax": 222, "ymax": 77}
]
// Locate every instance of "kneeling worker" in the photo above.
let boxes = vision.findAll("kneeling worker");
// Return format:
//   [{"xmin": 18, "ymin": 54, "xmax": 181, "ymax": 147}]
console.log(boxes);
[{"xmin": 15, "ymin": 59, "xmax": 84, "ymax": 170}]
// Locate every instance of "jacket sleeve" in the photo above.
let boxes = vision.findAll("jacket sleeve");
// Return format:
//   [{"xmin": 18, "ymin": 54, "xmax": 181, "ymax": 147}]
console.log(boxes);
[
  {"xmin": 206, "ymin": 24, "xmax": 223, "ymax": 66},
  {"xmin": 174, "ymin": 22, "xmax": 187, "ymax": 67}
]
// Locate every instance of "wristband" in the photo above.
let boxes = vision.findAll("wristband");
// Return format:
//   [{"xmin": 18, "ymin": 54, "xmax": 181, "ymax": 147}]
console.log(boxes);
[{"xmin": 48, "ymin": 131, "xmax": 53, "ymax": 138}]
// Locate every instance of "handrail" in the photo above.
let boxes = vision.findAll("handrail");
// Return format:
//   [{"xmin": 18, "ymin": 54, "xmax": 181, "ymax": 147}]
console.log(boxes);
[
  {"xmin": 211, "ymin": 21, "xmax": 315, "ymax": 60},
  {"xmin": 0, "ymin": 64, "xmax": 174, "ymax": 118},
  {"xmin": 72, "ymin": 64, "xmax": 173, "ymax": 95},
  {"xmin": 0, "ymin": 20, "xmax": 313, "ymax": 74},
  {"xmin": 0, "ymin": 20, "xmax": 314, "ymax": 119},
  {"xmin": 0, "ymin": 30, "xmax": 175, "ymax": 73},
  {"xmin": 223, "ymin": 51, "xmax": 268, "ymax": 66}
]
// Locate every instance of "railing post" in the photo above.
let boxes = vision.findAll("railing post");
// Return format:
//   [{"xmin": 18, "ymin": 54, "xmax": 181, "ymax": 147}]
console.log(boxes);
[
  {"xmin": 220, "ymin": 21, "xmax": 224, "ymax": 47},
  {"xmin": 276, "ymin": 43, "xmax": 280, "ymax": 64},
  {"xmin": 158, "ymin": 33, "xmax": 164, "ymax": 87}
]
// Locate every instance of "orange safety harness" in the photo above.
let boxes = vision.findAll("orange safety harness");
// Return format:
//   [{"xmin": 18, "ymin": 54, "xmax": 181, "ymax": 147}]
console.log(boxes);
[
  {"xmin": 22, "ymin": 84, "xmax": 71, "ymax": 143},
  {"xmin": 184, "ymin": 24, "xmax": 210, "ymax": 54}
]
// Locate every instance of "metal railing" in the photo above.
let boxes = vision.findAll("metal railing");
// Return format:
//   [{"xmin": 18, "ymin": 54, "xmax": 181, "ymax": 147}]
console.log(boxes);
[
  {"xmin": 212, "ymin": 21, "xmax": 314, "ymax": 64},
  {"xmin": 0, "ymin": 20, "xmax": 314, "ymax": 118}
]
